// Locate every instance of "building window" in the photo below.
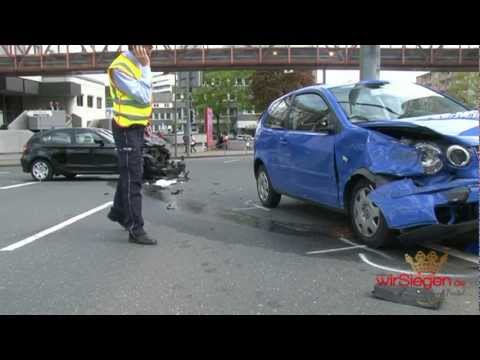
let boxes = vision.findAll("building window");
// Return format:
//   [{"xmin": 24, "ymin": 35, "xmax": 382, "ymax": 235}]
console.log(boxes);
[
  {"xmin": 77, "ymin": 95, "xmax": 83, "ymax": 107},
  {"xmin": 87, "ymin": 96, "xmax": 93, "ymax": 108},
  {"xmin": 96, "ymin": 97, "xmax": 102, "ymax": 109}
]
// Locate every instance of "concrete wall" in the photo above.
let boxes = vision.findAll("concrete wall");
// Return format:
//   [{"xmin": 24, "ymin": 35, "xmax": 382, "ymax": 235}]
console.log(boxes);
[
  {"xmin": 8, "ymin": 111, "xmax": 66, "ymax": 130},
  {"xmin": 0, "ymin": 130, "xmax": 34, "ymax": 154},
  {"xmin": 41, "ymin": 76, "xmax": 106, "ymax": 127},
  {"xmin": 6, "ymin": 111, "xmax": 29, "ymax": 130}
]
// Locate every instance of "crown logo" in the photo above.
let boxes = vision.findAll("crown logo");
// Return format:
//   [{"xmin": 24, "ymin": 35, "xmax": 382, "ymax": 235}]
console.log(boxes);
[{"xmin": 405, "ymin": 251, "xmax": 448, "ymax": 274}]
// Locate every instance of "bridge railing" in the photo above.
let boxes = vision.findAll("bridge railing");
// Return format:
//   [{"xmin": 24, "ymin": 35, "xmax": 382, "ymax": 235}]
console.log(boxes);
[{"xmin": 0, "ymin": 45, "xmax": 478, "ymax": 74}]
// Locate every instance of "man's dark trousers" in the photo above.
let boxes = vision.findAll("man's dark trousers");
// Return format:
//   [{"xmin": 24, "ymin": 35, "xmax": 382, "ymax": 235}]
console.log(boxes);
[{"xmin": 111, "ymin": 120, "xmax": 146, "ymax": 236}]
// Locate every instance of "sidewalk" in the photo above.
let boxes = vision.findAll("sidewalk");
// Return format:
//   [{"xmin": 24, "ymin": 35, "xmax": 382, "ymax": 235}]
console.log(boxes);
[
  {"xmin": 0, "ymin": 149, "xmax": 253, "ymax": 167},
  {"xmin": 0, "ymin": 153, "xmax": 21, "ymax": 167},
  {"xmin": 172, "ymin": 148, "xmax": 253, "ymax": 159}
]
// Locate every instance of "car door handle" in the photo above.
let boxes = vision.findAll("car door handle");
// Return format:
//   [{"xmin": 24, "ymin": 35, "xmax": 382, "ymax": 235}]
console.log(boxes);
[{"xmin": 279, "ymin": 138, "xmax": 288, "ymax": 145}]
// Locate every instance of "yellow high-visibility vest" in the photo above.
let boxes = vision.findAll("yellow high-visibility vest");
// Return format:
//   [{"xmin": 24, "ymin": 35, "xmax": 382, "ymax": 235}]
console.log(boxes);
[{"xmin": 108, "ymin": 53, "xmax": 152, "ymax": 127}]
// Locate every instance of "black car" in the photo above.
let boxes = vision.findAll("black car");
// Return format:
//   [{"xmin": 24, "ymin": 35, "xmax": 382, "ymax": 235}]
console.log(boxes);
[{"xmin": 21, "ymin": 127, "xmax": 186, "ymax": 182}]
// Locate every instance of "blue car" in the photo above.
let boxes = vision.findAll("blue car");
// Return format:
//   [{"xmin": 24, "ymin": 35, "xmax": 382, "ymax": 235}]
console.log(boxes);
[{"xmin": 254, "ymin": 81, "xmax": 479, "ymax": 248}]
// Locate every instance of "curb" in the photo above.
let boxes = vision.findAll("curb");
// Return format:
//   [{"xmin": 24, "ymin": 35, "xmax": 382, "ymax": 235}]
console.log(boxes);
[
  {"xmin": 172, "ymin": 153, "xmax": 253, "ymax": 160},
  {"xmin": 0, "ymin": 153, "xmax": 253, "ymax": 166}
]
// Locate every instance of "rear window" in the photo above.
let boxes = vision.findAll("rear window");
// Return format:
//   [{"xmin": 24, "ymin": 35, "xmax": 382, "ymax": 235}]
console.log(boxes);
[{"xmin": 41, "ymin": 131, "xmax": 72, "ymax": 145}]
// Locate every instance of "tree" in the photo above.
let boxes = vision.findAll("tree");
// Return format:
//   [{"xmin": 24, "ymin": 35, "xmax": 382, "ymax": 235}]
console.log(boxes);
[
  {"xmin": 445, "ymin": 72, "xmax": 479, "ymax": 108},
  {"xmin": 250, "ymin": 70, "xmax": 316, "ymax": 112},
  {"xmin": 192, "ymin": 70, "xmax": 254, "ymax": 135}
]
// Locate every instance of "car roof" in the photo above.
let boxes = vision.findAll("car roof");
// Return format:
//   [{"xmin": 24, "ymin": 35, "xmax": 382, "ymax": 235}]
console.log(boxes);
[
  {"xmin": 292, "ymin": 80, "xmax": 392, "ymax": 93},
  {"xmin": 41, "ymin": 127, "xmax": 103, "ymax": 132}
]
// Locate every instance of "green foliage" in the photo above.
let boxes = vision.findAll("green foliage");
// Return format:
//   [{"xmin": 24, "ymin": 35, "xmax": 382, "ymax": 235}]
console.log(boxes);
[
  {"xmin": 445, "ymin": 73, "xmax": 479, "ymax": 108},
  {"xmin": 250, "ymin": 70, "xmax": 316, "ymax": 112},
  {"xmin": 192, "ymin": 70, "xmax": 254, "ymax": 119}
]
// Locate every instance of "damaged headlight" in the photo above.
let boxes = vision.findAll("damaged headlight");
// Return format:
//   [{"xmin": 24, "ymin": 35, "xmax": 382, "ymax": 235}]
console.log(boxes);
[
  {"xmin": 446, "ymin": 145, "xmax": 471, "ymax": 167},
  {"xmin": 415, "ymin": 143, "xmax": 443, "ymax": 175}
]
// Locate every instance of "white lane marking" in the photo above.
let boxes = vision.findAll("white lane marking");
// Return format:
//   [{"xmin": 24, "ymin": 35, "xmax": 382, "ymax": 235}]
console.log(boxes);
[
  {"xmin": 224, "ymin": 159, "xmax": 240, "ymax": 164},
  {"xmin": 424, "ymin": 243, "xmax": 478, "ymax": 264},
  {"xmin": 253, "ymin": 204, "xmax": 270, "ymax": 212},
  {"xmin": 307, "ymin": 245, "xmax": 366, "ymax": 255},
  {"xmin": 0, "ymin": 201, "xmax": 113, "ymax": 252},
  {"xmin": 358, "ymin": 253, "xmax": 477, "ymax": 279},
  {"xmin": 189, "ymin": 156, "xmax": 251, "ymax": 161},
  {"xmin": 339, "ymin": 237, "xmax": 393, "ymax": 260},
  {"xmin": 231, "ymin": 207, "xmax": 258, "ymax": 211},
  {"xmin": 0, "ymin": 182, "xmax": 38, "ymax": 190},
  {"xmin": 0, "ymin": 171, "xmax": 11, "ymax": 175}
]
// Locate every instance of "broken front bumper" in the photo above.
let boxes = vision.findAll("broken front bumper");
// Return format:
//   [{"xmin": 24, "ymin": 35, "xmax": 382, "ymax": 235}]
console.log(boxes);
[
  {"xmin": 397, "ymin": 220, "xmax": 478, "ymax": 243},
  {"xmin": 143, "ymin": 157, "xmax": 189, "ymax": 183},
  {"xmin": 369, "ymin": 178, "xmax": 478, "ymax": 240}
]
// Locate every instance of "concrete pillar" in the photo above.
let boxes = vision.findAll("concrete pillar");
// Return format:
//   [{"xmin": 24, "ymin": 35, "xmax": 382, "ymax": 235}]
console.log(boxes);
[{"xmin": 360, "ymin": 45, "xmax": 380, "ymax": 80}]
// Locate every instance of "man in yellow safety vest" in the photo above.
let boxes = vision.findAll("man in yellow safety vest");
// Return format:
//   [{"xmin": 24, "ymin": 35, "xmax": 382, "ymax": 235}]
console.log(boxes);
[{"xmin": 106, "ymin": 45, "xmax": 157, "ymax": 245}]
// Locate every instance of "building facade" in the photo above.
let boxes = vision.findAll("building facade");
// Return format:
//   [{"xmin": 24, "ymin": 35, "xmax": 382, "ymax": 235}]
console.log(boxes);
[
  {"xmin": 118, "ymin": 71, "xmax": 260, "ymax": 136},
  {"xmin": 1, "ymin": 75, "xmax": 106, "ymax": 128},
  {"xmin": 151, "ymin": 72, "xmax": 202, "ymax": 134}
]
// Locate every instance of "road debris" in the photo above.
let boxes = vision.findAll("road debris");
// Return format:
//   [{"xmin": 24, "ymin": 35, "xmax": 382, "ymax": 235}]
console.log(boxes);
[
  {"xmin": 372, "ymin": 284, "xmax": 444, "ymax": 310},
  {"xmin": 166, "ymin": 202, "xmax": 177, "ymax": 210},
  {"xmin": 154, "ymin": 179, "xmax": 177, "ymax": 188}
]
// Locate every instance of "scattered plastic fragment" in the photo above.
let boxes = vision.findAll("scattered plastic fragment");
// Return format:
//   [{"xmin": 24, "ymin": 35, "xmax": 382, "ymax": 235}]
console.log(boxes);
[
  {"xmin": 372, "ymin": 284, "xmax": 444, "ymax": 310},
  {"xmin": 154, "ymin": 179, "xmax": 177, "ymax": 188}
]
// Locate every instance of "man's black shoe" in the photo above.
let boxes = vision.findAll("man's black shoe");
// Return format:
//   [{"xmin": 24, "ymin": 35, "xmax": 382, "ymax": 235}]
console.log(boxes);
[
  {"xmin": 107, "ymin": 209, "xmax": 128, "ymax": 230},
  {"xmin": 129, "ymin": 232, "xmax": 157, "ymax": 245}
]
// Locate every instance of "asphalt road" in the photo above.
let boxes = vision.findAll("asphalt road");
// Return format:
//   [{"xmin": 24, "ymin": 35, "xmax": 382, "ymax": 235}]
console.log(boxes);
[{"xmin": 0, "ymin": 158, "xmax": 478, "ymax": 315}]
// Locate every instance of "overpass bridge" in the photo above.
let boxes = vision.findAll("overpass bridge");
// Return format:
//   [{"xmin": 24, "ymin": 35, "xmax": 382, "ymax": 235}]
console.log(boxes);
[{"xmin": 0, "ymin": 45, "xmax": 478, "ymax": 76}]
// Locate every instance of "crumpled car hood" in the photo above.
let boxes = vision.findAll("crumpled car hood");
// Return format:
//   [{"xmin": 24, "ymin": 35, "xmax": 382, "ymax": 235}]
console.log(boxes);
[{"xmin": 358, "ymin": 111, "xmax": 479, "ymax": 146}]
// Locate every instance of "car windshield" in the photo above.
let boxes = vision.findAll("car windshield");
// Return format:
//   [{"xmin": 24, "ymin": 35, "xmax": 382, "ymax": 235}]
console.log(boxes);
[{"xmin": 328, "ymin": 82, "xmax": 467, "ymax": 123}]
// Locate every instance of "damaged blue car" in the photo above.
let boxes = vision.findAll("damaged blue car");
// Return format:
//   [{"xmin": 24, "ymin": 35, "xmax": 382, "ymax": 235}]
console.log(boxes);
[{"xmin": 254, "ymin": 81, "xmax": 478, "ymax": 248}]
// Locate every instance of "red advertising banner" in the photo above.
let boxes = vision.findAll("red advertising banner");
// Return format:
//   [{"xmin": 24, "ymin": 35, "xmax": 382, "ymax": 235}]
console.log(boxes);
[{"xmin": 204, "ymin": 107, "xmax": 214, "ymax": 149}]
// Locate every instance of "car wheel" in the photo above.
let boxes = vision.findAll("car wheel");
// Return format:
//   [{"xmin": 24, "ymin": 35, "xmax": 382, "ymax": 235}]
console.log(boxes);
[
  {"xmin": 31, "ymin": 159, "xmax": 53, "ymax": 181},
  {"xmin": 64, "ymin": 174, "xmax": 77, "ymax": 180},
  {"xmin": 349, "ymin": 178, "xmax": 394, "ymax": 248},
  {"xmin": 256, "ymin": 165, "xmax": 281, "ymax": 208}
]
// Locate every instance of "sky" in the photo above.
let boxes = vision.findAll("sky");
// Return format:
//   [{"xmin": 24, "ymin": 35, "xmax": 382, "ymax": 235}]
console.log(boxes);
[
  {"xmin": 80, "ymin": 70, "xmax": 428, "ymax": 86},
  {"xmin": 317, "ymin": 70, "xmax": 427, "ymax": 85}
]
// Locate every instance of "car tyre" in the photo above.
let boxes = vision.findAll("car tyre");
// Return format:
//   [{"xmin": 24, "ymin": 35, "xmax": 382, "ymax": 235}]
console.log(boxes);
[
  {"xmin": 349, "ymin": 178, "xmax": 394, "ymax": 248},
  {"xmin": 256, "ymin": 165, "xmax": 281, "ymax": 208},
  {"xmin": 31, "ymin": 159, "xmax": 53, "ymax": 181}
]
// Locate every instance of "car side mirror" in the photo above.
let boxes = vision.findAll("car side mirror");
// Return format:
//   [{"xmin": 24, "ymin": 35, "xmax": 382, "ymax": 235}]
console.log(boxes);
[
  {"xmin": 316, "ymin": 116, "xmax": 336, "ymax": 133},
  {"xmin": 319, "ymin": 121, "xmax": 335, "ymax": 132},
  {"xmin": 95, "ymin": 139, "xmax": 105, "ymax": 147}
]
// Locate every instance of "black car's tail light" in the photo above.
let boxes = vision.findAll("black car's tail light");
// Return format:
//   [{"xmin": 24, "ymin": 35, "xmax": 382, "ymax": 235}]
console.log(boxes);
[{"xmin": 22, "ymin": 143, "xmax": 31, "ymax": 154}]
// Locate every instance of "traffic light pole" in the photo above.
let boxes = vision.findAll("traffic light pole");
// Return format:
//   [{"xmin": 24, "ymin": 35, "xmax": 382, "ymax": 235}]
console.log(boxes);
[
  {"xmin": 186, "ymin": 71, "xmax": 192, "ymax": 156},
  {"xmin": 173, "ymin": 72, "xmax": 178, "ymax": 158},
  {"xmin": 360, "ymin": 45, "xmax": 380, "ymax": 81}
]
